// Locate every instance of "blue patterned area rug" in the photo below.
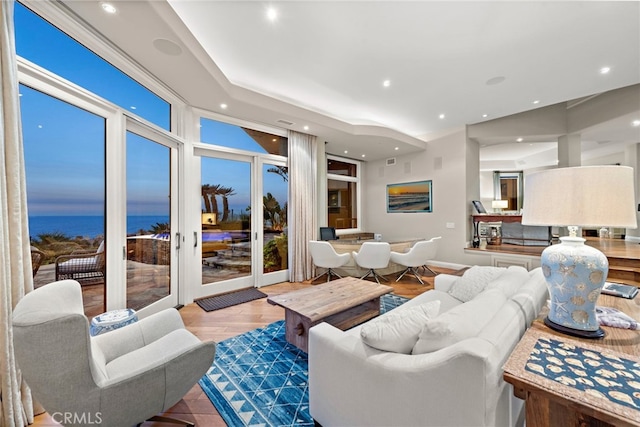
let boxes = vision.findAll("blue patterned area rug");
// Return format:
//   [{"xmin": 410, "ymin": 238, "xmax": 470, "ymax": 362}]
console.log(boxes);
[{"xmin": 199, "ymin": 293, "xmax": 408, "ymax": 427}]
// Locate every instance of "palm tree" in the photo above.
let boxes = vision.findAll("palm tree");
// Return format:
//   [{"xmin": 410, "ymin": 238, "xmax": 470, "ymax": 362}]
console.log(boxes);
[
  {"xmin": 263, "ymin": 192, "xmax": 281, "ymax": 230},
  {"xmin": 201, "ymin": 184, "xmax": 212, "ymax": 213},
  {"xmin": 201, "ymin": 183, "xmax": 221, "ymax": 215},
  {"xmin": 219, "ymin": 186, "xmax": 236, "ymax": 222},
  {"xmin": 267, "ymin": 166, "xmax": 288, "ymax": 182}
]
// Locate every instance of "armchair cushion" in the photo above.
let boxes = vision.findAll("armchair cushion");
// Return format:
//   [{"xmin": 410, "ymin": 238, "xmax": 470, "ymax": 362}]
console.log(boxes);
[
  {"xmin": 105, "ymin": 329, "xmax": 203, "ymax": 383},
  {"xmin": 360, "ymin": 300, "xmax": 440, "ymax": 354},
  {"xmin": 412, "ymin": 289, "xmax": 506, "ymax": 354}
]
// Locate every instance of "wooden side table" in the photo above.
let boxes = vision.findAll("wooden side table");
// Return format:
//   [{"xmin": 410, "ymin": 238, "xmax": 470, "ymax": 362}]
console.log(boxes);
[{"xmin": 503, "ymin": 294, "xmax": 640, "ymax": 427}]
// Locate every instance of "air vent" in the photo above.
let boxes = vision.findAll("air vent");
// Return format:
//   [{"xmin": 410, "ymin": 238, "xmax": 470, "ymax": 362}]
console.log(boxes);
[
  {"xmin": 386, "ymin": 158, "xmax": 396, "ymax": 166},
  {"xmin": 276, "ymin": 119, "xmax": 295, "ymax": 126}
]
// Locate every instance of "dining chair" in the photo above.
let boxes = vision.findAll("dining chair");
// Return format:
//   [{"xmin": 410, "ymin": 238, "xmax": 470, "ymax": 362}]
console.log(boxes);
[
  {"xmin": 352, "ymin": 242, "xmax": 390, "ymax": 284},
  {"xmin": 390, "ymin": 239, "xmax": 436, "ymax": 284},
  {"xmin": 308, "ymin": 240, "xmax": 351, "ymax": 282}
]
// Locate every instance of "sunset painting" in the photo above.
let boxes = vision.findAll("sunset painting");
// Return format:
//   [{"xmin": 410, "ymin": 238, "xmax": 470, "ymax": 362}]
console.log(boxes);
[{"xmin": 387, "ymin": 180, "xmax": 432, "ymax": 213}]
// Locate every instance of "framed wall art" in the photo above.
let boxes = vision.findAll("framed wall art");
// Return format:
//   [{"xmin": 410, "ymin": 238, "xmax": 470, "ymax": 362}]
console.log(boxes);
[{"xmin": 386, "ymin": 180, "xmax": 432, "ymax": 213}]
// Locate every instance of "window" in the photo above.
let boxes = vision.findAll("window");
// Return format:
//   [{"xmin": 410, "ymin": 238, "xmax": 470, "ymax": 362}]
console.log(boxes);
[
  {"xmin": 327, "ymin": 156, "xmax": 360, "ymax": 231},
  {"xmin": 200, "ymin": 117, "xmax": 288, "ymax": 156},
  {"xmin": 15, "ymin": 2, "xmax": 171, "ymax": 130}
]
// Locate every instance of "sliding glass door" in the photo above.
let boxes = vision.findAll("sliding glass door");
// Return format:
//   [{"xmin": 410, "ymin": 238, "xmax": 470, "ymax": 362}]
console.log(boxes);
[
  {"xmin": 193, "ymin": 149, "xmax": 289, "ymax": 298},
  {"xmin": 125, "ymin": 128, "xmax": 179, "ymax": 312},
  {"xmin": 199, "ymin": 154, "xmax": 254, "ymax": 294}
]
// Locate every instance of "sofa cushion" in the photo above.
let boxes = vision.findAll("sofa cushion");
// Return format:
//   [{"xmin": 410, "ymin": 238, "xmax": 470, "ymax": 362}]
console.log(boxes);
[
  {"xmin": 412, "ymin": 289, "xmax": 507, "ymax": 354},
  {"xmin": 360, "ymin": 300, "xmax": 441, "ymax": 354},
  {"xmin": 447, "ymin": 266, "xmax": 505, "ymax": 302},
  {"xmin": 484, "ymin": 266, "xmax": 530, "ymax": 298}
]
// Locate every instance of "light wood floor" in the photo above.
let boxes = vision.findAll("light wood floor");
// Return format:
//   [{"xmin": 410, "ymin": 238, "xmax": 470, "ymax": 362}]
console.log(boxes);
[{"xmin": 30, "ymin": 266, "xmax": 457, "ymax": 426}]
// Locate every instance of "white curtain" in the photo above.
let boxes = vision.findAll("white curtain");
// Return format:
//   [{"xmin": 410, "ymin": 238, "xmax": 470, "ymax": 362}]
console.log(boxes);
[
  {"xmin": 0, "ymin": 1, "xmax": 34, "ymax": 425},
  {"xmin": 288, "ymin": 130, "xmax": 317, "ymax": 282}
]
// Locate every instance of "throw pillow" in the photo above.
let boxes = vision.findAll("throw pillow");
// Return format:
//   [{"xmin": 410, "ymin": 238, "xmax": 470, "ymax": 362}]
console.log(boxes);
[
  {"xmin": 447, "ymin": 266, "xmax": 505, "ymax": 302},
  {"xmin": 360, "ymin": 300, "xmax": 441, "ymax": 354},
  {"xmin": 412, "ymin": 289, "xmax": 506, "ymax": 354}
]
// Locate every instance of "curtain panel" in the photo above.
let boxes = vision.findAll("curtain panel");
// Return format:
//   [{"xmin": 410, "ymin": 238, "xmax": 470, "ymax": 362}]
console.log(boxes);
[
  {"xmin": 0, "ymin": 1, "xmax": 34, "ymax": 425},
  {"xmin": 287, "ymin": 130, "xmax": 317, "ymax": 282}
]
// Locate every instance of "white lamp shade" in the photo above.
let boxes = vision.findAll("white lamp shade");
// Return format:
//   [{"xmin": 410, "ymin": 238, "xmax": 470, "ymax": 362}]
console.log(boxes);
[
  {"xmin": 491, "ymin": 200, "xmax": 508, "ymax": 209},
  {"xmin": 521, "ymin": 165, "xmax": 637, "ymax": 228}
]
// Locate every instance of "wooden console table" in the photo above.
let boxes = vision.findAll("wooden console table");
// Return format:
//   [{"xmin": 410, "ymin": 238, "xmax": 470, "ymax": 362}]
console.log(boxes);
[{"xmin": 503, "ymin": 294, "xmax": 640, "ymax": 426}]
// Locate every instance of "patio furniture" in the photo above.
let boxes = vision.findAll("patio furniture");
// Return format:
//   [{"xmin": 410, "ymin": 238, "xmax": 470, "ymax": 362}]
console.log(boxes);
[
  {"xmin": 30, "ymin": 246, "xmax": 45, "ymax": 277},
  {"xmin": 55, "ymin": 240, "xmax": 105, "ymax": 284}
]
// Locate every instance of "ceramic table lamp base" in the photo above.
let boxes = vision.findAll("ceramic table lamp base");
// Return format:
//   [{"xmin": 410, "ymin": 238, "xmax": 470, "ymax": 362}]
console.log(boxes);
[{"xmin": 541, "ymin": 236, "xmax": 607, "ymax": 339}]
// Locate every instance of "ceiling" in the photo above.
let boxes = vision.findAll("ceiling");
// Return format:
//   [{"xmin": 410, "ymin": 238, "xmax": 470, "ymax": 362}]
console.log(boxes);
[{"xmin": 53, "ymin": 1, "xmax": 640, "ymax": 167}]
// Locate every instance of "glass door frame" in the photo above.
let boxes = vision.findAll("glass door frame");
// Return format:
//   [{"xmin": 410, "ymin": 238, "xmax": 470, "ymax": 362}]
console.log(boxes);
[
  {"xmin": 122, "ymin": 117, "xmax": 182, "ymax": 316},
  {"xmin": 190, "ymin": 145, "xmax": 289, "ymax": 299}
]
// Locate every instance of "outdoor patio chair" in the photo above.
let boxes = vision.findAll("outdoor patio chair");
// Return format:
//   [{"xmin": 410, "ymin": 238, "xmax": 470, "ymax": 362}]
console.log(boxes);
[
  {"xmin": 30, "ymin": 246, "xmax": 45, "ymax": 277},
  {"xmin": 55, "ymin": 240, "xmax": 105, "ymax": 284}
]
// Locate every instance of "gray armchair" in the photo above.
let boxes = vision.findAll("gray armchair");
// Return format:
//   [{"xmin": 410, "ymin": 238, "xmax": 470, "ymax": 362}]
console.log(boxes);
[{"xmin": 12, "ymin": 280, "xmax": 216, "ymax": 427}]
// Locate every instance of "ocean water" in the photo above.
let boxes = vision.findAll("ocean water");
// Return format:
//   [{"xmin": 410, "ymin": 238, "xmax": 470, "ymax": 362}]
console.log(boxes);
[{"xmin": 28, "ymin": 215, "xmax": 170, "ymax": 239}]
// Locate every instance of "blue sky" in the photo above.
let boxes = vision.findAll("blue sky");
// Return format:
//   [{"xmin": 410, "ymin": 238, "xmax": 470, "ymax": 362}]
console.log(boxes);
[{"xmin": 15, "ymin": 2, "xmax": 287, "ymax": 219}]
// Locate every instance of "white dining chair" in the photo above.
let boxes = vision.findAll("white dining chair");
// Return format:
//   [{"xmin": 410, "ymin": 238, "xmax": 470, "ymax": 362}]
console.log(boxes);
[
  {"xmin": 390, "ymin": 239, "xmax": 438, "ymax": 284},
  {"xmin": 352, "ymin": 241, "xmax": 391, "ymax": 284},
  {"xmin": 308, "ymin": 240, "xmax": 351, "ymax": 282}
]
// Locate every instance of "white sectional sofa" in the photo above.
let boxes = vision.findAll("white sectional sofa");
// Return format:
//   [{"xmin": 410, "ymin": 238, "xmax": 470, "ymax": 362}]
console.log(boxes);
[{"xmin": 308, "ymin": 266, "xmax": 548, "ymax": 427}]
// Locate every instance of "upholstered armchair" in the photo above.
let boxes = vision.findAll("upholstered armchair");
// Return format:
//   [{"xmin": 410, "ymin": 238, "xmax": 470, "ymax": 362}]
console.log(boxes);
[{"xmin": 12, "ymin": 280, "xmax": 216, "ymax": 427}]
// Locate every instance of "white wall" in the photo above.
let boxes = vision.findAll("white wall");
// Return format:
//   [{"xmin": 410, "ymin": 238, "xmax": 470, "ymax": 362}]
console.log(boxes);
[{"xmin": 363, "ymin": 129, "xmax": 478, "ymax": 265}]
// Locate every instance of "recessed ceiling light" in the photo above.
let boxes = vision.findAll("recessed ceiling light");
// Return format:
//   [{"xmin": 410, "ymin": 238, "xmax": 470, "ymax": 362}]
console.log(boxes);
[
  {"xmin": 101, "ymin": 3, "xmax": 117, "ymax": 14},
  {"xmin": 220, "ymin": 103, "xmax": 228, "ymax": 109},
  {"xmin": 361, "ymin": 154, "xmax": 366, "ymax": 158},
  {"xmin": 517, "ymin": 137, "xmax": 523, "ymax": 142},
  {"xmin": 633, "ymin": 120, "xmax": 640, "ymax": 127},
  {"xmin": 266, "ymin": 7, "xmax": 278, "ymax": 22},
  {"xmin": 394, "ymin": 147, "xmax": 399, "ymax": 151},
  {"xmin": 438, "ymin": 114, "xmax": 445, "ymax": 119},
  {"xmin": 382, "ymin": 79, "xmax": 391, "ymax": 88},
  {"xmin": 600, "ymin": 66, "xmax": 611, "ymax": 74},
  {"xmin": 303, "ymin": 125, "xmax": 309, "ymax": 131},
  {"xmin": 344, "ymin": 150, "xmax": 348, "ymax": 154},
  {"xmin": 482, "ymin": 114, "xmax": 488, "ymax": 118},
  {"xmin": 532, "ymin": 100, "xmax": 540, "ymax": 104},
  {"xmin": 272, "ymin": 138, "xmax": 277, "ymax": 142}
]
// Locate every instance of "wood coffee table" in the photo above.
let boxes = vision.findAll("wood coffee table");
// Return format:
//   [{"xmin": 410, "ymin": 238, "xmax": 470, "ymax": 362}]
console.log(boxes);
[{"xmin": 267, "ymin": 277, "xmax": 393, "ymax": 352}]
